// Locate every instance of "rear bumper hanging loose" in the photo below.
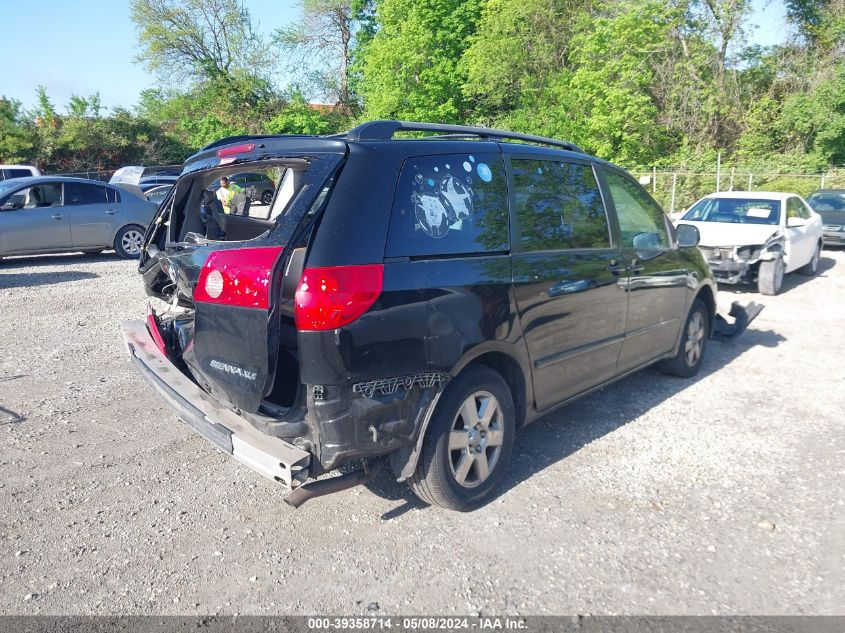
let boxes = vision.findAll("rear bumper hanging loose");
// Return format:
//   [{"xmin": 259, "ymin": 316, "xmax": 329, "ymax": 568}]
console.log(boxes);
[{"xmin": 120, "ymin": 319, "xmax": 311, "ymax": 489}]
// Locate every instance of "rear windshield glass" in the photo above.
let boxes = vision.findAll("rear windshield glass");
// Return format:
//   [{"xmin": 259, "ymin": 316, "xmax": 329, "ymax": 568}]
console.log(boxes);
[
  {"xmin": 386, "ymin": 153, "xmax": 509, "ymax": 257},
  {"xmin": 682, "ymin": 198, "xmax": 781, "ymax": 225}
]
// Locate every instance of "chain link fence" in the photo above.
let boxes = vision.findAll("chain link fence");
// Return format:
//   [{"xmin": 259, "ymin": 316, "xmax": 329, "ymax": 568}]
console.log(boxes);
[
  {"xmin": 630, "ymin": 167, "xmax": 845, "ymax": 214},
  {"xmin": 50, "ymin": 165, "xmax": 183, "ymax": 183}
]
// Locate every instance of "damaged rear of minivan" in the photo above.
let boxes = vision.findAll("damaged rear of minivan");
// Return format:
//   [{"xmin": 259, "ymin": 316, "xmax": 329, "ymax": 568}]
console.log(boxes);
[
  {"xmin": 124, "ymin": 137, "xmax": 358, "ymax": 492},
  {"xmin": 122, "ymin": 133, "xmax": 444, "ymax": 507}
]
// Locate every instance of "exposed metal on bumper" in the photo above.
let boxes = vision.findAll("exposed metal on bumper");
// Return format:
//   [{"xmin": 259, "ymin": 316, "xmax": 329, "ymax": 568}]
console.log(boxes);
[{"xmin": 121, "ymin": 319, "xmax": 311, "ymax": 488}]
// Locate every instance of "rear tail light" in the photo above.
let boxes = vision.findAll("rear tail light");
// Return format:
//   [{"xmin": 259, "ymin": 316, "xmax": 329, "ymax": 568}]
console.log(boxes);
[
  {"xmin": 194, "ymin": 247, "xmax": 284, "ymax": 309},
  {"xmin": 294, "ymin": 265, "xmax": 384, "ymax": 331}
]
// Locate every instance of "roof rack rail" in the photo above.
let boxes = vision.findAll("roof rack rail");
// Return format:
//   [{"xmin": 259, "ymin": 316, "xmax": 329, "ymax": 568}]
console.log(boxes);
[{"xmin": 344, "ymin": 120, "xmax": 583, "ymax": 153}]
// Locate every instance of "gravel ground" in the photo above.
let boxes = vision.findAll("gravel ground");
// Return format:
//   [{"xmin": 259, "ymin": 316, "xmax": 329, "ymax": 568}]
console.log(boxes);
[{"xmin": 0, "ymin": 249, "xmax": 843, "ymax": 616}]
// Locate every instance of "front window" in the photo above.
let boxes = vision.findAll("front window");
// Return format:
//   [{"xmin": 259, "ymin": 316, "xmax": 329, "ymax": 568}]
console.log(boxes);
[
  {"xmin": 1, "ymin": 183, "xmax": 63, "ymax": 210},
  {"xmin": 604, "ymin": 171, "xmax": 669, "ymax": 248},
  {"xmin": 682, "ymin": 198, "xmax": 781, "ymax": 225}
]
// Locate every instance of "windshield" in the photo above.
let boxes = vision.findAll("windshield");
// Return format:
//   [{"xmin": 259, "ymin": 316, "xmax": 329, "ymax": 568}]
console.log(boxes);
[
  {"xmin": 682, "ymin": 198, "xmax": 781, "ymax": 225},
  {"xmin": 807, "ymin": 192, "xmax": 845, "ymax": 219}
]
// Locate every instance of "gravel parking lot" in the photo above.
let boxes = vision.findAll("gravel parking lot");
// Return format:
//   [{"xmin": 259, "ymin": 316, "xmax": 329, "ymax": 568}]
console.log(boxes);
[{"xmin": 1, "ymin": 250, "xmax": 843, "ymax": 616}]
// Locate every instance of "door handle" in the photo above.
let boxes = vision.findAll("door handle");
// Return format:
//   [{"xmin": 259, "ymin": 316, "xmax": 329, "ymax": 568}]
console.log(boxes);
[
  {"xmin": 627, "ymin": 262, "xmax": 644, "ymax": 273},
  {"xmin": 606, "ymin": 260, "xmax": 626, "ymax": 274},
  {"xmin": 51, "ymin": 214, "xmax": 63, "ymax": 220},
  {"xmin": 105, "ymin": 208, "xmax": 117, "ymax": 215}
]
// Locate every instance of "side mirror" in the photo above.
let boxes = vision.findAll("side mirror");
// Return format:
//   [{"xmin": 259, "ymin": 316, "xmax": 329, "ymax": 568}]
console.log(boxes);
[
  {"xmin": 676, "ymin": 223, "xmax": 700, "ymax": 248},
  {"xmin": 787, "ymin": 216, "xmax": 807, "ymax": 228},
  {"xmin": 0, "ymin": 201, "xmax": 16, "ymax": 212}
]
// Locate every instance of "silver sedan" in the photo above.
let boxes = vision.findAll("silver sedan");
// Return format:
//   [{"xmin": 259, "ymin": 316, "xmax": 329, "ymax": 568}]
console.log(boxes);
[{"xmin": 0, "ymin": 176, "xmax": 157, "ymax": 259}]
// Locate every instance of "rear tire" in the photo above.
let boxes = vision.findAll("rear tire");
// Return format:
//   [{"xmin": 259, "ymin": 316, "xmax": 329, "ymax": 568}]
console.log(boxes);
[
  {"xmin": 409, "ymin": 366, "xmax": 515, "ymax": 511},
  {"xmin": 757, "ymin": 256, "xmax": 784, "ymax": 295},
  {"xmin": 798, "ymin": 242, "xmax": 821, "ymax": 276},
  {"xmin": 114, "ymin": 225, "xmax": 145, "ymax": 259},
  {"xmin": 658, "ymin": 298, "xmax": 709, "ymax": 378},
  {"xmin": 261, "ymin": 190, "xmax": 273, "ymax": 205}
]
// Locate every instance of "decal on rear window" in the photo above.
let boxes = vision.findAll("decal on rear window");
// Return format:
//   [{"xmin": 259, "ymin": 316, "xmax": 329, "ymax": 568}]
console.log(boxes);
[{"xmin": 387, "ymin": 153, "xmax": 508, "ymax": 257}]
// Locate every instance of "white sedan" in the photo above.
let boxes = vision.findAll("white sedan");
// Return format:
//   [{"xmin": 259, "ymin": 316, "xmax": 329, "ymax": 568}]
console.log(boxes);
[{"xmin": 676, "ymin": 191, "xmax": 824, "ymax": 295}]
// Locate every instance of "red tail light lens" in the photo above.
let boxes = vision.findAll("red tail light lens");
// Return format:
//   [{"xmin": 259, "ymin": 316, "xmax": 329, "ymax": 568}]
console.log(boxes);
[
  {"xmin": 194, "ymin": 247, "xmax": 284, "ymax": 309},
  {"xmin": 216, "ymin": 143, "xmax": 255, "ymax": 158},
  {"xmin": 295, "ymin": 265, "xmax": 384, "ymax": 331}
]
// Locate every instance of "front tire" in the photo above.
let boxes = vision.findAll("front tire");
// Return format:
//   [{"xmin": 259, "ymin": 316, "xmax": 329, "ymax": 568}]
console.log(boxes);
[
  {"xmin": 114, "ymin": 225, "xmax": 145, "ymax": 259},
  {"xmin": 261, "ymin": 190, "xmax": 273, "ymax": 205},
  {"xmin": 658, "ymin": 298, "xmax": 709, "ymax": 378},
  {"xmin": 798, "ymin": 242, "xmax": 821, "ymax": 276},
  {"xmin": 757, "ymin": 256, "xmax": 784, "ymax": 295},
  {"xmin": 409, "ymin": 366, "xmax": 515, "ymax": 511}
]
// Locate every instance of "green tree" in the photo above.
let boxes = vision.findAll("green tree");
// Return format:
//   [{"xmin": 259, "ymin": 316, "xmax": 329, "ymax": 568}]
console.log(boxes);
[
  {"xmin": 130, "ymin": 0, "xmax": 271, "ymax": 84},
  {"xmin": 357, "ymin": 0, "xmax": 482, "ymax": 122},
  {"xmin": 462, "ymin": 0, "xmax": 590, "ymax": 120},
  {"xmin": 266, "ymin": 91, "xmax": 346, "ymax": 135},
  {"xmin": 0, "ymin": 98, "xmax": 37, "ymax": 164},
  {"xmin": 276, "ymin": 0, "xmax": 368, "ymax": 110}
]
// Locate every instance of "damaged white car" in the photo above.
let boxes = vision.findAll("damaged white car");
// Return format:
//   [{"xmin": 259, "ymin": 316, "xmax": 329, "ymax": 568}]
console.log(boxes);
[{"xmin": 676, "ymin": 192, "xmax": 824, "ymax": 295}]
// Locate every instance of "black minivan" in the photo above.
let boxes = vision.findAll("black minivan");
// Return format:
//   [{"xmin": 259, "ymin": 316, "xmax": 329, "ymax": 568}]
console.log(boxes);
[{"xmin": 123, "ymin": 121, "xmax": 716, "ymax": 510}]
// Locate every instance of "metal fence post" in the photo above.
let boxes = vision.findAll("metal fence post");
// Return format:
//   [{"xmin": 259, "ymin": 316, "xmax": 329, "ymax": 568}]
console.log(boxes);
[
  {"xmin": 670, "ymin": 172, "xmax": 678, "ymax": 213},
  {"xmin": 729, "ymin": 167, "xmax": 735, "ymax": 191},
  {"xmin": 748, "ymin": 172, "xmax": 753, "ymax": 191},
  {"xmin": 716, "ymin": 152, "xmax": 721, "ymax": 192},
  {"xmin": 652, "ymin": 166, "xmax": 656, "ymax": 193},
  {"xmin": 821, "ymin": 172, "xmax": 826, "ymax": 188}
]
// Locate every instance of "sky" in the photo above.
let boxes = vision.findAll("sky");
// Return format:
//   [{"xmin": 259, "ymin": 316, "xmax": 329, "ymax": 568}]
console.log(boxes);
[{"xmin": 0, "ymin": 0, "xmax": 790, "ymax": 113}]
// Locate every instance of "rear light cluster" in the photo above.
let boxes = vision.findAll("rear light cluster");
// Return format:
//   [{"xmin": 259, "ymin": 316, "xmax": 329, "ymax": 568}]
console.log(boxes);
[
  {"xmin": 294, "ymin": 265, "xmax": 384, "ymax": 331},
  {"xmin": 195, "ymin": 247, "xmax": 284, "ymax": 309},
  {"xmin": 194, "ymin": 247, "xmax": 384, "ymax": 331}
]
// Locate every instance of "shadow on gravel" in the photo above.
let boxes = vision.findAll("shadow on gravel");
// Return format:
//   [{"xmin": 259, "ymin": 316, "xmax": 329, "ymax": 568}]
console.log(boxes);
[
  {"xmin": 0, "ymin": 252, "xmax": 122, "ymax": 268},
  {"xmin": 0, "ymin": 270, "xmax": 98, "ymax": 289},
  {"xmin": 0, "ymin": 405, "xmax": 25, "ymax": 425},
  {"xmin": 369, "ymin": 327, "xmax": 787, "ymax": 519}
]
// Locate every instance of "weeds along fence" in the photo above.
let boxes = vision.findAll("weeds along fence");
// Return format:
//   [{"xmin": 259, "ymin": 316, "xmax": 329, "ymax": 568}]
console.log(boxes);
[{"xmin": 629, "ymin": 167, "xmax": 845, "ymax": 214}]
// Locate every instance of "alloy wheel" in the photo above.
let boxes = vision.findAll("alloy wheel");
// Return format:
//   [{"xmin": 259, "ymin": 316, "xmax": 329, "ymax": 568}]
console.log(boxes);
[
  {"xmin": 684, "ymin": 311, "xmax": 705, "ymax": 367},
  {"xmin": 121, "ymin": 229, "xmax": 144, "ymax": 256},
  {"xmin": 448, "ymin": 391, "xmax": 505, "ymax": 488}
]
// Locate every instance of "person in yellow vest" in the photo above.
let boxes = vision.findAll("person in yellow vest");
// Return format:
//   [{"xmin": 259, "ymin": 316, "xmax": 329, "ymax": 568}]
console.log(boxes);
[{"xmin": 215, "ymin": 176, "xmax": 244, "ymax": 213}]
